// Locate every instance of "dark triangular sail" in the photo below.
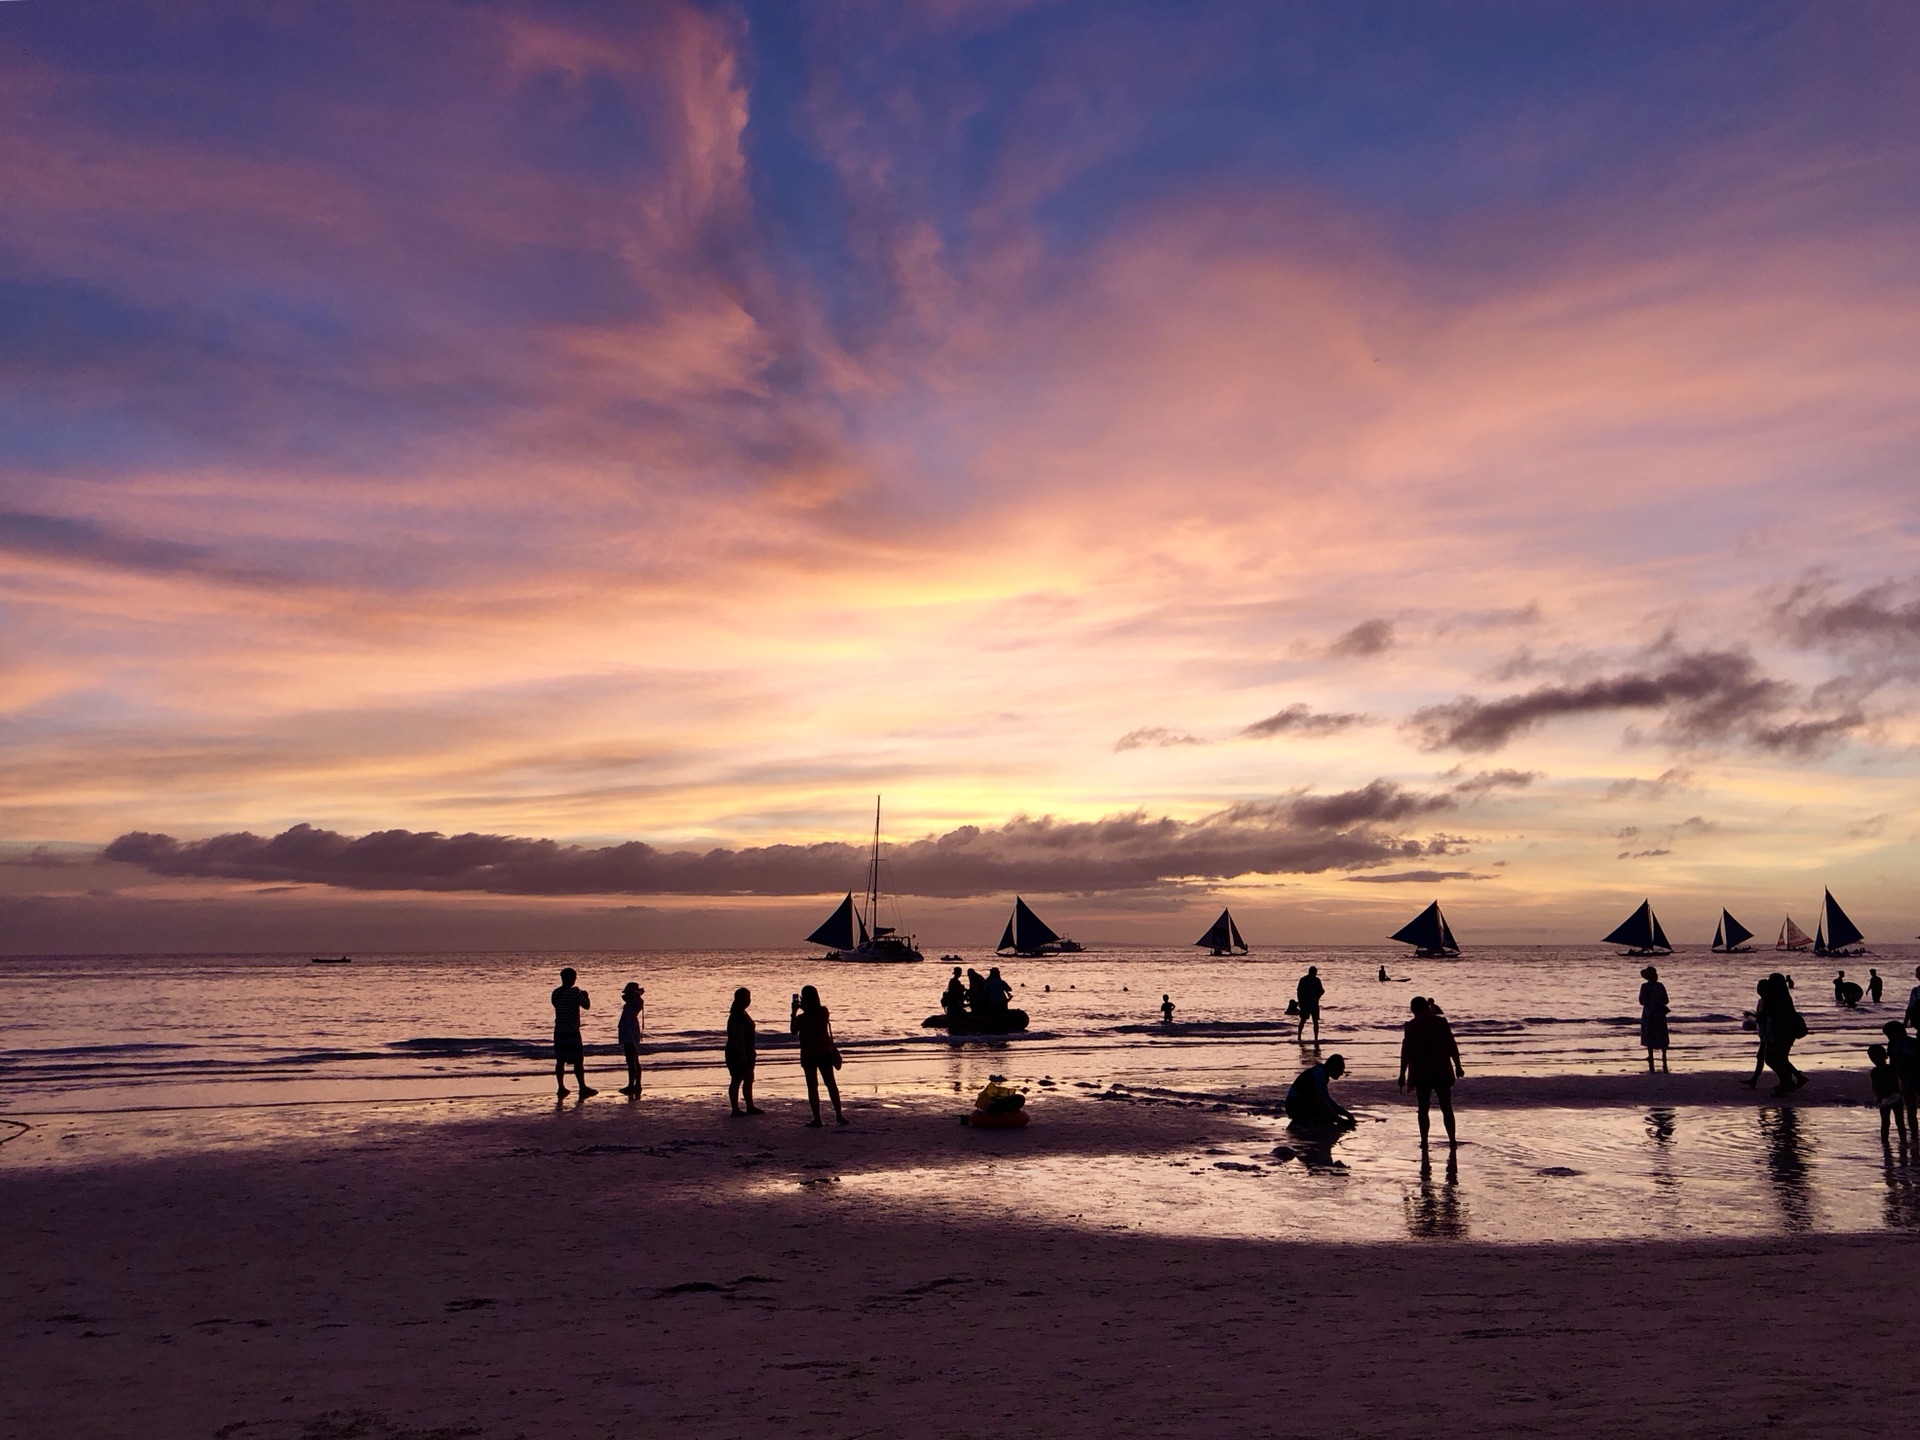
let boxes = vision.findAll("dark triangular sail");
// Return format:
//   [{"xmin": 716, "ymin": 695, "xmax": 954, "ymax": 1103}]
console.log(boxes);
[
  {"xmin": 1822, "ymin": 889, "xmax": 1864, "ymax": 951},
  {"xmin": 1604, "ymin": 899, "xmax": 1669, "ymax": 952},
  {"xmin": 807, "ymin": 894, "xmax": 857, "ymax": 950},
  {"xmin": 1439, "ymin": 913, "xmax": 1458, "ymax": 951},
  {"xmin": 1712, "ymin": 915, "xmax": 1726, "ymax": 950},
  {"xmin": 1194, "ymin": 908, "xmax": 1245, "ymax": 952},
  {"xmin": 997, "ymin": 916, "xmax": 1016, "ymax": 953},
  {"xmin": 1719, "ymin": 910, "xmax": 1753, "ymax": 950},
  {"xmin": 1391, "ymin": 901, "xmax": 1452, "ymax": 953},
  {"xmin": 1012, "ymin": 896, "xmax": 1060, "ymax": 950}
]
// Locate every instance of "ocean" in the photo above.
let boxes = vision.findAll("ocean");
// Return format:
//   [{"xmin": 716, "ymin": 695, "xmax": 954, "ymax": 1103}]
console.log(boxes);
[{"xmin": 4, "ymin": 944, "xmax": 1917, "ymax": 1241}]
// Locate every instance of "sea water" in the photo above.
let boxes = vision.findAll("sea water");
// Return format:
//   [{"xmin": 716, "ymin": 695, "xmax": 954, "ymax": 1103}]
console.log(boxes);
[{"xmin": 4, "ymin": 945, "xmax": 1917, "ymax": 1240}]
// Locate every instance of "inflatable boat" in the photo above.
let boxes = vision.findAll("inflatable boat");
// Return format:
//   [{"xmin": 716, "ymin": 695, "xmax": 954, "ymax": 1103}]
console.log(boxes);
[{"xmin": 922, "ymin": 1009, "xmax": 1030, "ymax": 1034}]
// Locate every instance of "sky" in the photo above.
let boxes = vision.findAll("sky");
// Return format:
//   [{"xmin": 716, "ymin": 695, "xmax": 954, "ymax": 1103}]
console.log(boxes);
[{"xmin": 4, "ymin": 0, "xmax": 1919, "ymax": 954}]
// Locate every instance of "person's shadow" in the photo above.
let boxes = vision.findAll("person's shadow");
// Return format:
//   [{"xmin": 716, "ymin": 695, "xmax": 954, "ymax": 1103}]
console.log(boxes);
[{"xmin": 1405, "ymin": 1149, "xmax": 1466, "ymax": 1239}]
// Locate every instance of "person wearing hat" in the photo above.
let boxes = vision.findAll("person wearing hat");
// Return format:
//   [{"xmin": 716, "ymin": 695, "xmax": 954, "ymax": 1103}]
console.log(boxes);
[
  {"xmin": 1638, "ymin": 965, "xmax": 1670, "ymax": 1073},
  {"xmin": 618, "ymin": 981, "xmax": 645, "ymax": 1097}
]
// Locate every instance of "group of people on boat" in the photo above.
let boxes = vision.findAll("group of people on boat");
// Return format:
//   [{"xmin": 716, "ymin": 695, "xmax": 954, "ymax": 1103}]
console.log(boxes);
[{"xmin": 935, "ymin": 965, "xmax": 1026, "ymax": 1032}]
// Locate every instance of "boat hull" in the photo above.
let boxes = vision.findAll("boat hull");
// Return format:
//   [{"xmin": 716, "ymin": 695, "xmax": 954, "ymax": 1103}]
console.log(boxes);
[
  {"xmin": 828, "ymin": 942, "xmax": 924, "ymax": 963},
  {"xmin": 922, "ymin": 1010, "xmax": 1030, "ymax": 1034}
]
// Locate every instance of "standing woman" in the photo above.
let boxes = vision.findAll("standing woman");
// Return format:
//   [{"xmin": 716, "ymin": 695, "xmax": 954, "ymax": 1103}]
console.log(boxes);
[
  {"xmin": 1398, "ymin": 996, "xmax": 1464, "ymax": 1148},
  {"xmin": 726, "ymin": 987, "xmax": 761, "ymax": 1117},
  {"xmin": 617, "ymin": 982, "xmax": 645, "ymax": 1096},
  {"xmin": 1638, "ymin": 966, "xmax": 1671, "ymax": 1073},
  {"xmin": 790, "ymin": 985, "xmax": 847, "ymax": 1127}
]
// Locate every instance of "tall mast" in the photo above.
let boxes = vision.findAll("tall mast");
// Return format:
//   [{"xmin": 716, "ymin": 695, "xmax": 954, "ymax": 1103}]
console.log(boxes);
[{"xmin": 868, "ymin": 795, "xmax": 881, "ymax": 930}]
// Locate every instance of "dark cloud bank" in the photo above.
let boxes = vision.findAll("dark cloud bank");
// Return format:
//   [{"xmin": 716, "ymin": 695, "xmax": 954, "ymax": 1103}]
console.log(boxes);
[
  {"xmin": 104, "ymin": 784, "xmax": 1465, "ymax": 899},
  {"xmin": 1408, "ymin": 647, "xmax": 1862, "ymax": 755}
]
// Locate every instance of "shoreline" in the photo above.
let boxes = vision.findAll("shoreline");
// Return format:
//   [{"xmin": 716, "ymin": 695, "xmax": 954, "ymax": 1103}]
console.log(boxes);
[{"xmin": 4, "ymin": 1094, "xmax": 1916, "ymax": 1438}]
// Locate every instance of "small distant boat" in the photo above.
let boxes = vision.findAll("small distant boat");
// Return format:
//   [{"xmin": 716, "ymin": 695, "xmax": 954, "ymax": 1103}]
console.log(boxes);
[
  {"xmin": 1711, "ymin": 910, "xmax": 1754, "ymax": 953},
  {"xmin": 996, "ymin": 897, "xmax": 1082, "ymax": 957},
  {"xmin": 1390, "ymin": 901, "xmax": 1460, "ymax": 958},
  {"xmin": 309, "ymin": 956, "xmax": 352, "ymax": 965},
  {"xmin": 1193, "ymin": 908, "xmax": 1248, "ymax": 956},
  {"xmin": 1604, "ymin": 899, "xmax": 1672, "ymax": 957},
  {"xmin": 805, "ymin": 798, "xmax": 923, "ymax": 963},
  {"xmin": 1776, "ymin": 915, "xmax": 1812, "ymax": 952},
  {"xmin": 1812, "ymin": 888, "xmax": 1868, "ymax": 957}
]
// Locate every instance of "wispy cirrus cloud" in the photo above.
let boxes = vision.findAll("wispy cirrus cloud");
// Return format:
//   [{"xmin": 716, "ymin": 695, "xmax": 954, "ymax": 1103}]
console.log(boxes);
[{"xmin": 1239, "ymin": 704, "xmax": 1371, "ymax": 739}]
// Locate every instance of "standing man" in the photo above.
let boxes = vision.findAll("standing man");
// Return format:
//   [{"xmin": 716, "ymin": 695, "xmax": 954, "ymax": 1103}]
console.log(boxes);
[
  {"xmin": 1295, "ymin": 964, "xmax": 1325, "ymax": 1046},
  {"xmin": 552, "ymin": 966, "xmax": 596, "ymax": 1099},
  {"xmin": 1907, "ymin": 965, "xmax": 1920, "ymax": 1031},
  {"xmin": 1868, "ymin": 968, "xmax": 1884, "ymax": 1004}
]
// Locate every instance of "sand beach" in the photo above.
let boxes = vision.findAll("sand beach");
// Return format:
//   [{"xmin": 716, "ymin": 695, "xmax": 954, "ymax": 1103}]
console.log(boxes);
[{"xmin": 6, "ymin": 1084, "xmax": 1917, "ymax": 1440}]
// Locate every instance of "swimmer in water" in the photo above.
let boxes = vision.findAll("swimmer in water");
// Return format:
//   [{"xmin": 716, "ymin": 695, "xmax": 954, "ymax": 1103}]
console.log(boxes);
[{"xmin": 1161, "ymin": 994, "xmax": 1175, "ymax": 1024}]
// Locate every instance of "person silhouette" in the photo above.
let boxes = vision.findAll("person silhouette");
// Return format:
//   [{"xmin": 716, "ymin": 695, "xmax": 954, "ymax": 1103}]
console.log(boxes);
[
  {"xmin": 727, "ymin": 987, "xmax": 761, "ymax": 1116},
  {"xmin": 942, "ymin": 967, "xmax": 967, "ymax": 1024},
  {"xmin": 791, "ymin": 985, "xmax": 846, "ymax": 1127},
  {"xmin": 551, "ymin": 967, "xmax": 595, "ymax": 1099},
  {"xmin": 1909, "ymin": 966, "xmax": 1920, "ymax": 1030},
  {"xmin": 1296, "ymin": 965, "xmax": 1325, "ymax": 1045},
  {"xmin": 617, "ymin": 982, "xmax": 644, "ymax": 1097},
  {"xmin": 1161, "ymin": 994, "xmax": 1175, "ymax": 1024},
  {"xmin": 1378, "ymin": 964, "xmax": 1390, "ymax": 983},
  {"xmin": 1284, "ymin": 1053, "xmax": 1356, "ymax": 1133},
  {"xmin": 1638, "ymin": 966, "xmax": 1670, "ymax": 1073},
  {"xmin": 1868, "ymin": 968, "xmax": 1883, "ymax": 1003},
  {"xmin": 984, "ymin": 967, "xmax": 1013, "ymax": 1018},
  {"xmin": 1398, "ymin": 996, "xmax": 1463, "ymax": 1147}
]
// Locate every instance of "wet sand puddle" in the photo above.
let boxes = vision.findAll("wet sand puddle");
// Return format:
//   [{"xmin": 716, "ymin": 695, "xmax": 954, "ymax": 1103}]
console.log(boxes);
[{"xmin": 824, "ymin": 1101, "xmax": 1920, "ymax": 1243}]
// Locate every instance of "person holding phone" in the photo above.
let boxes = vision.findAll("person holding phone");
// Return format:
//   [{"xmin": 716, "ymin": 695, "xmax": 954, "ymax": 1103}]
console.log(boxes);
[{"xmin": 790, "ymin": 985, "xmax": 846, "ymax": 1127}]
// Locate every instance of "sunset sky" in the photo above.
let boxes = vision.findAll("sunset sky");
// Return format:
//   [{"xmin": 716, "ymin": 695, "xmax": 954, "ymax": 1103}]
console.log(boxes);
[{"xmin": 4, "ymin": 1, "xmax": 1918, "ymax": 953}]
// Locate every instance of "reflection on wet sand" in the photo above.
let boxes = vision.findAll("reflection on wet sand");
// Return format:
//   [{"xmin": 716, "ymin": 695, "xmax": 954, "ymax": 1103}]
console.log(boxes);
[
  {"xmin": 1759, "ymin": 1106, "xmax": 1813, "ymax": 1233},
  {"xmin": 1646, "ymin": 1107, "xmax": 1678, "ymax": 1192},
  {"xmin": 1405, "ymin": 1149, "xmax": 1466, "ymax": 1240},
  {"xmin": 1883, "ymin": 1151, "xmax": 1920, "ymax": 1231}
]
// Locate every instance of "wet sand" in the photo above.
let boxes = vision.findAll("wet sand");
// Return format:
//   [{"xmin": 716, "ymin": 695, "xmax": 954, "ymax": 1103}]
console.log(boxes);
[{"xmin": 5, "ymin": 1092, "xmax": 1916, "ymax": 1439}]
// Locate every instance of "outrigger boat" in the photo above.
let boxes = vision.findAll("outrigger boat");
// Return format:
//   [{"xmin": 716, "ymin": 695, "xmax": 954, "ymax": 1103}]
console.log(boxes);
[
  {"xmin": 1194, "ymin": 908, "xmax": 1248, "ymax": 956},
  {"xmin": 1812, "ymin": 888, "xmax": 1868, "ymax": 957},
  {"xmin": 1604, "ymin": 899, "xmax": 1672, "ymax": 957},
  {"xmin": 1710, "ymin": 909, "xmax": 1754, "ymax": 953},
  {"xmin": 1776, "ymin": 915, "xmax": 1812, "ymax": 952},
  {"xmin": 995, "ymin": 897, "xmax": 1082, "ymax": 957},
  {"xmin": 1390, "ymin": 901, "xmax": 1460, "ymax": 958},
  {"xmin": 805, "ymin": 798, "xmax": 923, "ymax": 963}
]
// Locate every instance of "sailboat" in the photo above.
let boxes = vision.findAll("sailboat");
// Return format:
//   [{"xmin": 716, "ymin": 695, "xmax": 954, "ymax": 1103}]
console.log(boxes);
[
  {"xmin": 1812, "ymin": 888, "xmax": 1867, "ymax": 957},
  {"xmin": 804, "ymin": 798, "xmax": 923, "ymax": 963},
  {"xmin": 1710, "ymin": 909, "xmax": 1754, "ymax": 953},
  {"xmin": 1776, "ymin": 915, "xmax": 1812, "ymax": 952},
  {"xmin": 1390, "ymin": 901, "xmax": 1460, "ymax": 958},
  {"xmin": 1194, "ymin": 908, "xmax": 1248, "ymax": 956},
  {"xmin": 1603, "ymin": 899, "xmax": 1672, "ymax": 956},
  {"xmin": 996, "ymin": 897, "xmax": 1082, "ymax": 957}
]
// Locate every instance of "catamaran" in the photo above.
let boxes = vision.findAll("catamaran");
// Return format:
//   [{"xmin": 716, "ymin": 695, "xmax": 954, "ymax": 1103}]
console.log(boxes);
[
  {"xmin": 995, "ymin": 897, "xmax": 1083, "ymax": 957},
  {"xmin": 1776, "ymin": 915, "xmax": 1812, "ymax": 952},
  {"xmin": 1812, "ymin": 888, "xmax": 1868, "ymax": 957},
  {"xmin": 1710, "ymin": 909, "xmax": 1754, "ymax": 953},
  {"xmin": 1391, "ymin": 901, "xmax": 1460, "ymax": 958},
  {"xmin": 1604, "ymin": 899, "xmax": 1672, "ymax": 956},
  {"xmin": 1194, "ymin": 908, "xmax": 1248, "ymax": 956},
  {"xmin": 804, "ymin": 798, "xmax": 923, "ymax": 963}
]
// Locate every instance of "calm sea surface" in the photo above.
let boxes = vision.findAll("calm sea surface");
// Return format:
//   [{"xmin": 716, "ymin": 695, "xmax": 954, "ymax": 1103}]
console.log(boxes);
[{"xmin": 4, "ymin": 945, "xmax": 1917, "ymax": 1242}]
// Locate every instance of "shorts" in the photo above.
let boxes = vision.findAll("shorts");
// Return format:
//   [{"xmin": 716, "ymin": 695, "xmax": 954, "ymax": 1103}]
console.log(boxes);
[
  {"xmin": 726, "ymin": 1056, "xmax": 754, "ymax": 1080},
  {"xmin": 554, "ymin": 1032, "xmax": 584, "ymax": 1063},
  {"xmin": 1298, "ymin": 1003, "xmax": 1320, "ymax": 1019}
]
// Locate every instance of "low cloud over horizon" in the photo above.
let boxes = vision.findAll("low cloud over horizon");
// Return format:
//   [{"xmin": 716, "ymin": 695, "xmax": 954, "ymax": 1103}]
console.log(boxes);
[{"xmin": 104, "ymin": 783, "xmax": 1465, "ymax": 899}]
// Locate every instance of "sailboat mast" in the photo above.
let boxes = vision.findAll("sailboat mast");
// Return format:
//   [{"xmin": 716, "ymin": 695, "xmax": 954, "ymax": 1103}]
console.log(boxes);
[{"xmin": 868, "ymin": 795, "xmax": 881, "ymax": 931}]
